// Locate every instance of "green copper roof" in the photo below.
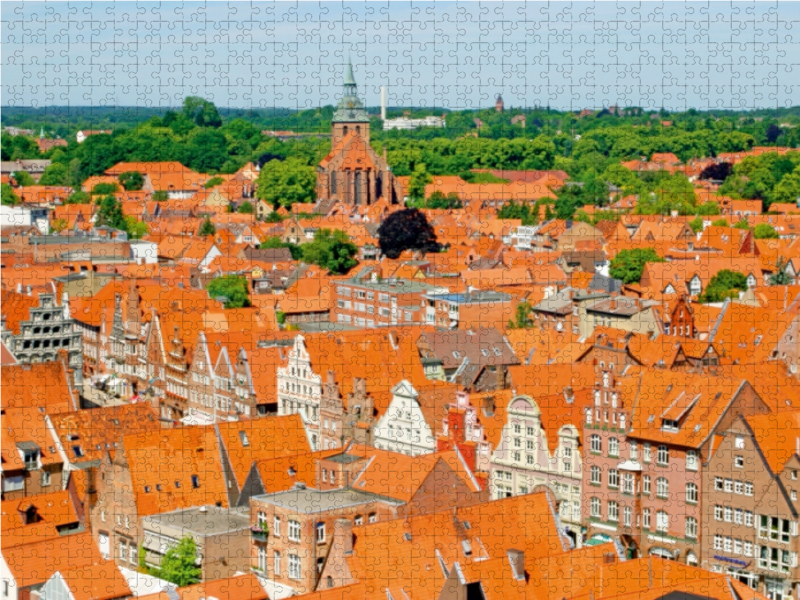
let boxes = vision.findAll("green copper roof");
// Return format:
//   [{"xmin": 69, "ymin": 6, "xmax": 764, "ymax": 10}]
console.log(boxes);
[{"xmin": 344, "ymin": 56, "xmax": 357, "ymax": 86}]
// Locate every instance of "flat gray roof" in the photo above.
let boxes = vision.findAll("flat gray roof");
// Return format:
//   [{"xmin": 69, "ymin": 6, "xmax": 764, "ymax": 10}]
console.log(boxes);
[
  {"xmin": 254, "ymin": 487, "xmax": 402, "ymax": 514},
  {"xmin": 142, "ymin": 505, "xmax": 250, "ymax": 536}
]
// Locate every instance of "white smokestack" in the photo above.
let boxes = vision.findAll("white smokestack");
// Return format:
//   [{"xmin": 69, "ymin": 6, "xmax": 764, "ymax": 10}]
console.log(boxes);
[{"xmin": 380, "ymin": 86, "xmax": 387, "ymax": 121}]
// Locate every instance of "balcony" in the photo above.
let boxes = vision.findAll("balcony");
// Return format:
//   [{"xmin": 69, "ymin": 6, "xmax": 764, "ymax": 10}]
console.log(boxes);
[{"xmin": 251, "ymin": 527, "xmax": 269, "ymax": 542}]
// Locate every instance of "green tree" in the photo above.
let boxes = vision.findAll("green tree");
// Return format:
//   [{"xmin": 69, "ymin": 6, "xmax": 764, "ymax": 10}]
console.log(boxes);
[
  {"xmin": 609, "ymin": 248, "xmax": 665, "ymax": 284},
  {"xmin": 198, "ymin": 217, "xmax": 216, "ymax": 236},
  {"xmin": 259, "ymin": 236, "xmax": 302, "ymax": 260},
  {"xmin": 65, "ymin": 191, "xmax": 91, "ymax": 204},
  {"xmin": 407, "ymin": 163, "xmax": 432, "ymax": 204},
  {"xmin": 39, "ymin": 163, "xmax": 69, "ymax": 186},
  {"xmin": 152, "ymin": 191, "xmax": 169, "ymax": 201},
  {"xmin": 301, "ymin": 229, "xmax": 358, "ymax": 275},
  {"xmin": 182, "ymin": 96, "xmax": 222, "ymax": 128},
  {"xmin": 507, "ymin": 301, "xmax": 533, "ymax": 329},
  {"xmin": 12, "ymin": 171, "xmax": 35, "ymax": 187},
  {"xmin": 425, "ymin": 190, "xmax": 462, "ymax": 209},
  {"xmin": 255, "ymin": 158, "xmax": 315, "ymax": 209},
  {"xmin": 207, "ymin": 275, "xmax": 251, "ymax": 308},
  {"xmin": 119, "ymin": 171, "xmax": 144, "ymax": 191},
  {"xmin": 377, "ymin": 208, "xmax": 439, "ymax": 259},
  {"xmin": 95, "ymin": 195, "xmax": 126, "ymax": 230},
  {"xmin": 754, "ymin": 223, "xmax": 779, "ymax": 239},
  {"xmin": 733, "ymin": 218, "xmax": 751, "ymax": 230},
  {"xmin": 92, "ymin": 182, "xmax": 119, "ymax": 195},
  {"xmin": 699, "ymin": 270, "xmax": 749, "ymax": 303},
  {"xmin": 711, "ymin": 218, "xmax": 730, "ymax": 227},
  {"xmin": 1, "ymin": 183, "xmax": 20, "ymax": 206},
  {"xmin": 124, "ymin": 216, "xmax": 149, "ymax": 239},
  {"xmin": 157, "ymin": 536, "xmax": 202, "ymax": 587},
  {"xmin": 769, "ymin": 257, "xmax": 793, "ymax": 285},
  {"xmin": 237, "ymin": 201, "xmax": 254, "ymax": 214},
  {"xmin": 50, "ymin": 218, "xmax": 69, "ymax": 233},
  {"xmin": 688, "ymin": 217, "xmax": 704, "ymax": 233},
  {"xmin": 264, "ymin": 211, "xmax": 284, "ymax": 223},
  {"xmin": 204, "ymin": 176, "xmax": 225, "ymax": 189}
]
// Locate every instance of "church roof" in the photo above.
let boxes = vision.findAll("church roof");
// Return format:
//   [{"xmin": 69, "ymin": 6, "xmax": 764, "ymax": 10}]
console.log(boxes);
[{"xmin": 344, "ymin": 56, "xmax": 357, "ymax": 86}]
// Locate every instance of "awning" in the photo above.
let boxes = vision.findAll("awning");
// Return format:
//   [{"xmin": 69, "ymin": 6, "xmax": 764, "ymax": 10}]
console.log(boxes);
[{"xmin": 585, "ymin": 534, "xmax": 613, "ymax": 546}]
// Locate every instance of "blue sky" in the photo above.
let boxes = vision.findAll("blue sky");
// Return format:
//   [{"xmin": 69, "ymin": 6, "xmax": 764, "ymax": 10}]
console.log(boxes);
[{"xmin": 2, "ymin": 1, "xmax": 799, "ymax": 111}]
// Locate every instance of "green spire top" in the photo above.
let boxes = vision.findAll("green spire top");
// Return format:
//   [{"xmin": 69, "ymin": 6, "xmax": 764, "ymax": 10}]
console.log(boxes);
[{"xmin": 344, "ymin": 55, "xmax": 357, "ymax": 86}]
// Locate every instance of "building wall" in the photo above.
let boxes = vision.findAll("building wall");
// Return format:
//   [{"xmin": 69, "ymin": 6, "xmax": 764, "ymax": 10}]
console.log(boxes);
[{"xmin": 372, "ymin": 381, "xmax": 436, "ymax": 456}]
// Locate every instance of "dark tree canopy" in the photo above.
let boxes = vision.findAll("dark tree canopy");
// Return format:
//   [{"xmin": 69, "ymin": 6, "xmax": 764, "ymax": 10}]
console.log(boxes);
[
  {"xmin": 377, "ymin": 208, "xmax": 439, "ymax": 259},
  {"xmin": 119, "ymin": 171, "xmax": 144, "ymax": 191},
  {"xmin": 698, "ymin": 162, "xmax": 733, "ymax": 181}
]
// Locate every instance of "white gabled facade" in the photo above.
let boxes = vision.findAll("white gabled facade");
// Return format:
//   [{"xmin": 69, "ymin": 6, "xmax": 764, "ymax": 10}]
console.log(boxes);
[
  {"xmin": 277, "ymin": 335, "xmax": 323, "ymax": 450},
  {"xmin": 372, "ymin": 380, "xmax": 435, "ymax": 456}
]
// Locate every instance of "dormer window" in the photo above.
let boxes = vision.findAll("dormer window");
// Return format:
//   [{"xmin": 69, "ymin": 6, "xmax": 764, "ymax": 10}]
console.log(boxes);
[
  {"xmin": 239, "ymin": 431, "xmax": 250, "ymax": 447},
  {"xmin": 662, "ymin": 419, "xmax": 679, "ymax": 432}
]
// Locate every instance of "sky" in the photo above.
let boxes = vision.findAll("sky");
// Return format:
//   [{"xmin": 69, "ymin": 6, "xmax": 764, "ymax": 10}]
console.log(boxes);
[{"xmin": 2, "ymin": 1, "xmax": 800, "ymax": 112}]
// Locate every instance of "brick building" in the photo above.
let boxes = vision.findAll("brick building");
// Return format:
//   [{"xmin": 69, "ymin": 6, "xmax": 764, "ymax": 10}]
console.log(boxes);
[{"xmin": 331, "ymin": 278, "xmax": 441, "ymax": 327}]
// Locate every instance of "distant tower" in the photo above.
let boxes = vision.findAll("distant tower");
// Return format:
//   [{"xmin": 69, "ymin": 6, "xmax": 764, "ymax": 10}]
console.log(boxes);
[
  {"xmin": 495, "ymin": 95, "xmax": 504, "ymax": 113},
  {"xmin": 380, "ymin": 86, "xmax": 387, "ymax": 121},
  {"xmin": 331, "ymin": 55, "xmax": 371, "ymax": 143},
  {"xmin": 39, "ymin": 126, "xmax": 44, "ymax": 139}
]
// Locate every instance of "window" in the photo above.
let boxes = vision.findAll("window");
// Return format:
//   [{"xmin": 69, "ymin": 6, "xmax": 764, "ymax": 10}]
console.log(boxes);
[
  {"xmin": 368, "ymin": 513, "xmax": 377, "ymax": 524},
  {"xmin": 608, "ymin": 437, "xmax": 619, "ymax": 457},
  {"xmin": 120, "ymin": 539, "xmax": 127, "ymax": 561},
  {"xmin": 643, "ymin": 508, "xmax": 651, "ymax": 530},
  {"xmin": 759, "ymin": 516, "xmax": 791, "ymax": 543},
  {"xmin": 354, "ymin": 515, "xmax": 363, "ymax": 526},
  {"xmin": 735, "ymin": 481, "xmax": 743, "ymax": 495},
  {"xmin": 686, "ymin": 483, "xmax": 698, "ymax": 503},
  {"xmin": 608, "ymin": 469, "xmax": 619, "ymax": 489},
  {"xmin": 130, "ymin": 544, "xmax": 138, "ymax": 564},
  {"xmin": 686, "ymin": 450, "xmax": 698, "ymax": 471},
  {"xmin": 724, "ymin": 507, "xmax": 732, "ymax": 522},
  {"xmin": 316, "ymin": 522, "xmax": 326, "ymax": 543},
  {"xmin": 656, "ymin": 477, "xmax": 668, "ymax": 499},
  {"xmin": 686, "ymin": 517, "xmax": 698, "ymax": 539},
  {"xmin": 288, "ymin": 554, "xmax": 301, "ymax": 580},
  {"xmin": 590, "ymin": 466, "xmax": 602, "ymax": 485},
  {"xmin": 608, "ymin": 501, "xmax": 619, "ymax": 522},
  {"xmin": 616, "ymin": 472, "xmax": 631, "ymax": 494},
  {"xmin": 191, "ymin": 475, "xmax": 200, "ymax": 489},
  {"xmin": 590, "ymin": 497, "xmax": 601, "ymax": 518},
  {"xmin": 643, "ymin": 443, "xmax": 651, "ymax": 463},
  {"xmin": 288, "ymin": 520, "xmax": 301, "ymax": 542},
  {"xmin": 745, "ymin": 482, "xmax": 754, "ymax": 496},
  {"xmin": 745, "ymin": 511, "xmax": 754, "ymax": 527},
  {"xmin": 656, "ymin": 511, "xmax": 669, "ymax": 533},
  {"xmin": 590, "ymin": 435, "xmax": 601, "ymax": 453},
  {"xmin": 724, "ymin": 479, "xmax": 733, "ymax": 493},
  {"xmin": 735, "ymin": 509, "xmax": 743, "ymax": 525},
  {"xmin": 714, "ymin": 506, "xmax": 723, "ymax": 521},
  {"xmin": 714, "ymin": 535, "xmax": 723, "ymax": 551},
  {"xmin": 624, "ymin": 506, "xmax": 632, "ymax": 527},
  {"xmin": 630, "ymin": 441, "xmax": 638, "ymax": 460},
  {"xmin": 715, "ymin": 477, "xmax": 724, "ymax": 491},
  {"xmin": 274, "ymin": 551, "xmax": 281, "ymax": 576},
  {"xmin": 735, "ymin": 455, "xmax": 744, "ymax": 468},
  {"xmin": 656, "ymin": 444, "xmax": 669, "ymax": 465},
  {"xmin": 41, "ymin": 470, "xmax": 51, "ymax": 486},
  {"xmin": 273, "ymin": 516, "xmax": 281, "ymax": 537},
  {"xmin": 643, "ymin": 475, "xmax": 651, "ymax": 495}
]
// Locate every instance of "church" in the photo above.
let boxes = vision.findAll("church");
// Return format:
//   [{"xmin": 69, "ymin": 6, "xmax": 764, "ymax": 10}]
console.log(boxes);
[{"xmin": 316, "ymin": 58, "xmax": 402, "ymax": 206}]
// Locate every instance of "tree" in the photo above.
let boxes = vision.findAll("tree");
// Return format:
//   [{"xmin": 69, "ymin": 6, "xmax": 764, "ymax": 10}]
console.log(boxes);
[
  {"xmin": 95, "ymin": 195, "xmax": 126, "ymax": 230},
  {"xmin": 157, "ymin": 536, "xmax": 202, "ymax": 587},
  {"xmin": 182, "ymin": 96, "xmax": 222, "ymax": 128},
  {"xmin": 237, "ymin": 201, "xmax": 254, "ymax": 214},
  {"xmin": 50, "ymin": 218, "xmax": 69, "ymax": 234},
  {"xmin": 688, "ymin": 217, "xmax": 704, "ymax": 233},
  {"xmin": 733, "ymin": 218, "xmax": 751, "ymax": 230},
  {"xmin": 699, "ymin": 270, "xmax": 748, "ymax": 303},
  {"xmin": 152, "ymin": 191, "xmax": 169, "ymax": 201},
  {"xmin": 204, "ymin": 176, "xmax": 225, "ymax": 189},
  {"xmin": 124, "ymin": 216, "xmax": 148, "ymax": 239},
  {"xmin": 119, "ymin": 171, "xmax": 144, "ymax": 191},
  {"xmin": 301, "ymin": 229, "xmax": 358, "ymax": 274},
  {"xmin": 425, "ymin": 190, "xmax": 462, "ymax": 209},
  {"xmin": 260, "ymin": 236, "xmax": 302, "ymax": 259},
  {"xmin": 1, "ymin": 183, "xmax": 20, "ymax": 206},
  {"xmin": 698, "ymin": 162, "xmax": 732, "ymax": 181},
  {"xmin": 65, "ymin": 191, "xmax": 91, "ymax": 204},
  {"xmin": 39, "ymin": 163, "xmax": 69, "ymax": 186},
  {"xmin": 207, "ymin": 275, "xmax": 251, "ymax": 308},
  {"xmin": 407, "ymin": 163, "xmax": 432, "ymax": 204},
  {"xmin": 12, "ymin": 171, "xmax": 35, "ymax": 187},
  {"xmin": 377, "ymin": 208, "xmax": 439, "ymax": 259},
  {"xmin": 711, "ymin": 218, "xmax": 729, "ymax": 227},
  {"xmin": 754, "ymin": 223, "xmax": 779, "ymax": 239},
  {"xmin": 92, "ymin": 182, "xmax": 119, "ymax": 195},
  {"xmin": 255, "ymin": 158, "xmax": 316, "ymax": 209},
  {"xmin": 769, "ymin": 257, "xmax": 793, "ymax": 285},
  {"xmin": 198, "ymin": 217, "xmax": 216, "ymax": 236},
  {"xmin": 766, "ymin": 124, "xmax": 783, "ymax": 144},
  {"xmin": 507, "ymin": 301, "xmax": 533, "ymax": 329},
  {"xmin": 609, "ymin": 248, "xmax": 665, "ymax": 284},
  {"xmin": 264, "ymin": 211, "xmax": 284, "ymax": 223}
]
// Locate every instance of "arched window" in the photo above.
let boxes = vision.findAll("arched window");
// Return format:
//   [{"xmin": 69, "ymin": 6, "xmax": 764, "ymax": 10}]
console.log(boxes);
[
  {"xmin": 656, "ymin": 477, "xmax": 669, "ymax": 499},
  {"xmin": 343, "ymin": 126, "xmax": 349, "ymax": 137}
]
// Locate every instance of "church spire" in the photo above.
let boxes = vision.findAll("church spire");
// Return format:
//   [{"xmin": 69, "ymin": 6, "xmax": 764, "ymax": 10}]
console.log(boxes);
[{"xmin": 344, "ymin": 55, "xmax": 357, "ymax": 87}]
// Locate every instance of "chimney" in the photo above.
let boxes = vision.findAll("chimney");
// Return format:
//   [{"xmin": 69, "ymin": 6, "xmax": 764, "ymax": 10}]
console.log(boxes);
[
  {"xmin": 380, "ymin": 86, "xmax": 387, "ymax": 121},
  {"xmin": 507, "ymin": 548, "xmax": 525, "ymax": 581},
  {"xmin": 334, "ymin": 518, "xmax": 354, "ymax": 556}
]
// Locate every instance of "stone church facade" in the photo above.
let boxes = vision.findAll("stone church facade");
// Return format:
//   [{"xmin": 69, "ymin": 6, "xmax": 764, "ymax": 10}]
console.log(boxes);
[{"xmin": 316, "ymin": 59, "xmax": 402, "ymax": 205}]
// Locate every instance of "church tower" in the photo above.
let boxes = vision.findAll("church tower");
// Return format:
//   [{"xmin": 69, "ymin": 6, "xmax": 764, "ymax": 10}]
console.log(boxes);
[
  {"xmin": 331, "ymin": 57, "xmax": 371, "ymax": 144},
  {"xmin": 316, "ymin": 56, "xmax": 401, "ymax": 207}
]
